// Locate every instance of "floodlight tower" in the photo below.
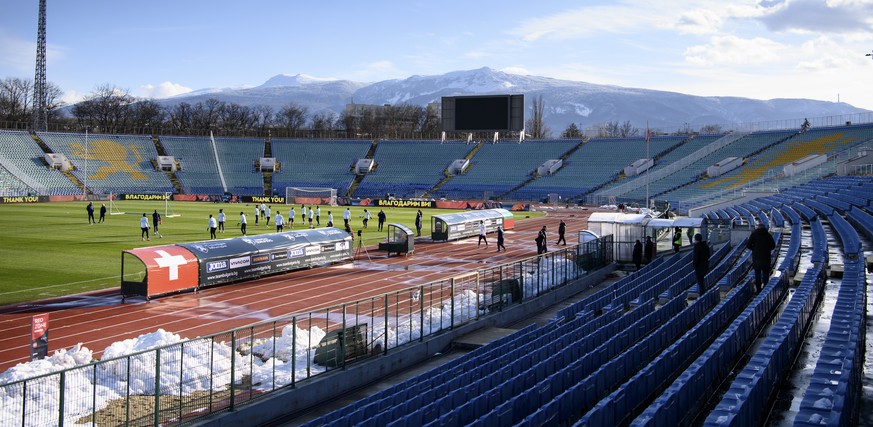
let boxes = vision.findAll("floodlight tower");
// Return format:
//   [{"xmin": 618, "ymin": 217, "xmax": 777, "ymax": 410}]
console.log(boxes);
[{"xmin": 32, "ymin": 0, "xmax": 48, "ymax": 132}]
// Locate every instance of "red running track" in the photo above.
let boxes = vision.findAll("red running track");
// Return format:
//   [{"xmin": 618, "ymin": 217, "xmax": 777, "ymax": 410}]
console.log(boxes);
[{"xmin": 0, "ymin": 210, "xmax": 600, "ymax": 372}]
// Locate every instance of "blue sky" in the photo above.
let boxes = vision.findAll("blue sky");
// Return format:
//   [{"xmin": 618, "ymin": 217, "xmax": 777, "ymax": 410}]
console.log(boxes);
[{"xmin": 2, "ymin": 0, "xmax": 872, "ymax": 110}]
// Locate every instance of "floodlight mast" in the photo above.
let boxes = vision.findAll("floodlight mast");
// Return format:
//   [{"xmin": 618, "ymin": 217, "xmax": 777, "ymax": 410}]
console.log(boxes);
[
  {"xmin": 31, "ymin": 0, "xmax": 47, "ymax": 132},
  {"xmin": 83, "ymin": 127, "xmax": 88, "ymax": 196}
]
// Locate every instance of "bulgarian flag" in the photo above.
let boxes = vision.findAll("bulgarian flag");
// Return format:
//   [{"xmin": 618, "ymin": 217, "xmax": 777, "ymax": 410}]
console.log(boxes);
[{"xmin": 645, "ymin": 126, "xmax": 651, "ymax": 143}]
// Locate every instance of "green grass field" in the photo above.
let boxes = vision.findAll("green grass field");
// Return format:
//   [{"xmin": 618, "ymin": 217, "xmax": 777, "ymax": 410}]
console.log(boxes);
[{"xmin": 0, "ymin": 200, "xmax": 543, "ymax": 306}]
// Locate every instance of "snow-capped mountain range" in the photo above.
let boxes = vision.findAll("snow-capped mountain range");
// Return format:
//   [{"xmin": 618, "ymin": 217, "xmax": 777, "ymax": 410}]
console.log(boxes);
[{"xmin": 162, "ymin": 67, "xmax": 869, "ymax": 132}]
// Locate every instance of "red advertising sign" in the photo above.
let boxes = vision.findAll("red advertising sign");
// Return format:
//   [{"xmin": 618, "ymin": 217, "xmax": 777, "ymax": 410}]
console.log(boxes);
[
  {"xmin": 125, "ymin": 245, "xmax": 199, "ymax": 297},
  {"xmin": 30, "ymin": 313, "xmax": 49, "ymax": 361}
]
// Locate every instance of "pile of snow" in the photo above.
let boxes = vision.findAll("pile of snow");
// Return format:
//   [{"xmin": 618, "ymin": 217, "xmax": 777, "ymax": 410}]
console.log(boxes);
[
  {"xmin": 0, "ymin": 344, "xmax": 111, "ymax": 427},
  {"xmin": 98, "ymin": 329, "xmax": 249, "ymax": 395},
  {"xmin": 0, "ymin": 329, "xmax": 247, "ymax": 426},
  {"xmin": 246, "ymin": 325, "xmax": 327, "ymax": 390},
  {"xmin": 0, "ymin": 343, "xmax": 93, "ymax": 383},
  {"xmin": 0, "ymin": 260, "xmax": 581, "ymax": 423}
]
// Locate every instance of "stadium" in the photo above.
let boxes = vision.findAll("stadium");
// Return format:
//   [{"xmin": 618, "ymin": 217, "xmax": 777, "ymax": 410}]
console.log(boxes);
[
  {"xmin": 0, "ymin": 109, "xmax": 873, "ymax": 427},
  {"xmin": 2, "ymin": 1, "xmax": 873, "ymax": 424}
]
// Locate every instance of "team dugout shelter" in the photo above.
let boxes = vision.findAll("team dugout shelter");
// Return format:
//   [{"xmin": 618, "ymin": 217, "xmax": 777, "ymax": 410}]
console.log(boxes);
[
  {"xmin": 431, "ymin": 208, "xmax": 514, "ymax": 242},
  {"xmin": 121, "ymin": 228, "xmax": 352, "ymax": 301},
  {"xmin": 378, "ymin": 223, "xmax": 415, "ymax": 256}
]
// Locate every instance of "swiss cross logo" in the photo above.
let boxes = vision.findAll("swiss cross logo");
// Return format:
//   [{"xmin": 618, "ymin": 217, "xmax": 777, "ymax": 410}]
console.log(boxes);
[
  {"xmin": 154, "ymin": 250, "xmax": 188, "ymax": 280},
  {"xmin": 130, "ymin": 245, "xmax": 199, "ymax": 296}
]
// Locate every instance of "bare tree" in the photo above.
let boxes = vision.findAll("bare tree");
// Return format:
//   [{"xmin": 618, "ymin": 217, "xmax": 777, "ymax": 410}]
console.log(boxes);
[
  {"xmin": 561, "ymin": 122, "xmax": 583, "ymax": 139},
  {"xmin": 219, "ymin": 102, "xmax": 256, "ymax": 133},
  {"xmin": 192, "ymin": 98, "xmax": 224, "ymax": 131},
  {"xmin": 602, "ymin": 120, "xmax": 640, "ymax": 138},
  {"xmin": 44, "ymin": 81, "xmax": 64, "ymax": 123},
  {"xmin": 252, "ymin": 105, "xmax": 274, "ymax": 133},
  {"xmin": 311, "ymin": 111, "xmax": 336, "ymax": 135},
  {"xmin": 618, "ymin": 120, "xmax": 639, "ymax": 138},
  {"xmin": 699, "ymin": 124, "xmax": 723, "ymax": 134},
  {"xmin": 382, "ymin": 104, "xmax": 424, "ymax": 138},
  {"xmin": 168, "ymin": 102, "xmax": 194, "ymax": 134},
  {"xmin": 0, "ymin": 77, "xmax": 33, "ymax": 122},
  {"xmin": 676, "ymin": 122, "xmax": 694, "ymax": 135},
  {"xmin": 71, "ymin": 84, "xmax": 137, "ymax": 132},
  {"xmin": 421, "ymin": 103, "xmax": 441, "ymax": 137},
  {"xmin": 526, "ymin": 94, "xmax": 549, "ymax": 139},
  {"xmin": 277, "ymin": 102, "xmax": 308, "ymax": 132},
  {"xmin": 337, "ymin": 109, "xmax": 358, "ymax": 137},
  {"xmin": 129, "ymin": 99, "xmax": 165, "ymax": 133}
]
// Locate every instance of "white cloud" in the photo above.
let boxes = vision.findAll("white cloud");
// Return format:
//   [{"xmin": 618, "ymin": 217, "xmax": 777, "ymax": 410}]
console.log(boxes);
[
  {"xmin": 500, "ymin": 66, "xmax": 531, "ymax": 76},
  {"xmin": 60, "ymin": 89, "xmax": 86, "ymax": 105},
  {"xmin": 0, "ymin": 30, "xmax": 66, "ymax": 77},
  {"xmin": 464, "ymin": 51, "xmax": 489, "ymax": 60},
  {"xmin": 684, "ymin": 35, "xmax": 788, "ymax": 66},
  {"xmin": 348, "ymin": 60, "xmax": 403, "ymax": 81},
  {"xmin": 139, "ymin": 81, "xmax": 192, "ymax": 99},
  {"xmin": 510, "ymin": 5, "xmax": 654, "ymax": 42},
  {"xmin": 675, "ymin": 9, "xmax": 724, "ymax": 35},
  {"xmin": 0, "ymin": 33, "xmax": 35, "ymax": 73},
  {"xmin": 757, "ymin": 0, "xmax": 873, "ymax": 34},
  {"xmin": 794, "ymin": 36, "xmax": 859, "ymax": 71}
]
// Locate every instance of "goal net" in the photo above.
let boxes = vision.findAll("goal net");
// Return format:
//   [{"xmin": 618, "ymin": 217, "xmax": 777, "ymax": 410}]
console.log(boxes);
[
  {"xmin": 108, "ymin": 193, "xmax": 125, "ymax": 215},
  {"xmin": 286, "ymin": 187, "xmax": 337, "ymax": 206},
  {"xmin": 163, "ymin": 192, "xmax": 180, "ymax": 217}
]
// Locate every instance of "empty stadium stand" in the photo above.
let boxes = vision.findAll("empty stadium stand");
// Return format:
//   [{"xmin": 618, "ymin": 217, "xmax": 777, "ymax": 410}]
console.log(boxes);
[
  {"xmin": 37, "ymin": 132, "xmax": 175, "ymax": 195},
  {"xmin": 3, "ymin": 119, "xmax": 873, "ymax": 425},
  {"xmin": 294, "ymin": 175, "xmax": 869, "ymax": 426},
  {"xmin": 438, "ymin": 139, "xmax": 578, "ymax": 200},
  {"xmin": 213, "ymin": 137, "xmax": 265, "ymax": 195},
  {"xmin": 355, "ymin": 140, "xmax": 473, "ymax": 198},
  {"xmin": 0, "ymin": 130, "xmax": 80, "ymax": 195},
  {"xmin": 159, "ymin": 135, "xmax": 225, "ymax": 194},
  {"xmin": 271, "ymin": 139, "xmax": 372, "ymax": 195}
]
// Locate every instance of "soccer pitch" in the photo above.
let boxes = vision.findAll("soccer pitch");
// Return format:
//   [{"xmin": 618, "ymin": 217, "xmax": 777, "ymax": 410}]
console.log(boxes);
[{"xmin": 0, "ymin": 201, "xmax": 542, "ymax": 306}]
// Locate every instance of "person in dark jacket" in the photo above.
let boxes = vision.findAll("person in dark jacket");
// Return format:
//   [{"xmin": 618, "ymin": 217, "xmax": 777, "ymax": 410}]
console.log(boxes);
[
  {"xmin": 377, "ymin": 209, "xmax": 386, "ymax": 231},
  {"xmin": 644, "ymin": 236, "xmax": 655, "ymax": 263},
  {"xmin": 496, "ymin": 226, "xmax": 506, "ymax": 252},
  {"xmin": 692, "ymin": 233, "xmax": 710, "ymax": 293},
  {"xmin": 415, "ymin": 210, "xmax": 423, "ymax": 236},
  {"xmin": 535, "ymin": 226, "xmax": 548, "ymax": 254},
  {"xmin": 632, "ymin": 239, "xmax": 643, "ymax": 270},
  {"xmin": 556, "ymin": 220, "xmax": 567, "ymax": 245},
  {"xmin": 747, "ymin": 223, "xmax": 776, "ymax": 291},
  {"xmin": 86, "ymin": 202, "xmax": 95, "ymax": 224}
]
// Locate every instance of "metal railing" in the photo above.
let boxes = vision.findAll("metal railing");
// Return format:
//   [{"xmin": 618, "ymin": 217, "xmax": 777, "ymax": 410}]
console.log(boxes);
[{"xmin": 0, "ymin": 236, "xmax": 613, "ymax": 426}]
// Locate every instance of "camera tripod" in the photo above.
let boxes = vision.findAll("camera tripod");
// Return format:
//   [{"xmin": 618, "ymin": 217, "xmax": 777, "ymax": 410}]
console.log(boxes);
[{"xmin": 354, "ymin": 231, "xmax": 370, "ymax": 261}]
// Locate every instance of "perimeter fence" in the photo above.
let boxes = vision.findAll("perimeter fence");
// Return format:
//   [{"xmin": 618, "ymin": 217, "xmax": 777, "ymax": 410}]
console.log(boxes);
[{"xmin": 0, "ymin": 235, "xmax": 613, "ymax": 426}]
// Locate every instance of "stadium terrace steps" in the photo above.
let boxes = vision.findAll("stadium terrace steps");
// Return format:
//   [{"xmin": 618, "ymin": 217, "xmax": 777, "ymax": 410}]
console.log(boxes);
[
  {"xmin": 660, "ymin": 125, "xmax": 873, "ymax": 205},
  {"xmin": 354, "ymin": 139, "xmax": 471, "ymax": 199},
  {"xmin": 213, "ymin": 137, "xmax": 266, "ymax": 195},
  {"xmin": 3, "ymin": 125, "xmax": 872, "ymax": 199},
  {"xmin": 0, "ymin": 130, "xmax": 79, "ymax": 194},
  {"xmin": 35, "ymin": 132, "xmax": 175, "ymax": 195},
  {"xmin": 158, "ymin": 135, "xmax": 224, "ymax": 194},
  {"xmin": 296, "ymin": 175, "xmax": 869, "ymax": 426},
  {"xmin": 438, "ymin": 139, "xmax": 577, "ymax": 200},
  {"xmin": 271, "ymin": 139, "xmax": 372, "ymax": 195}
]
